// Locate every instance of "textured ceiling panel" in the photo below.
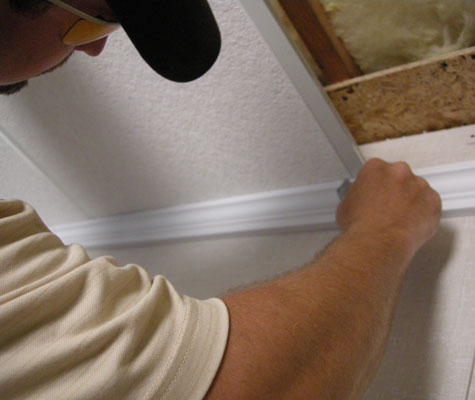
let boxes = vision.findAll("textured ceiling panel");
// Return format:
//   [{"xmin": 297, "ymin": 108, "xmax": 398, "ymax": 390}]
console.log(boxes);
[{"xmin": 0, "ymin": 1, "xmax": 346, "ymax": 221}]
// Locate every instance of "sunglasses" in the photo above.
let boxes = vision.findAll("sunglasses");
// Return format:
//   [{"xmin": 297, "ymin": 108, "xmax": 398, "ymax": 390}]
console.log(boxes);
[{"xmin": 47, "ymin": 0, "xmax": 120, "ymax": 46}]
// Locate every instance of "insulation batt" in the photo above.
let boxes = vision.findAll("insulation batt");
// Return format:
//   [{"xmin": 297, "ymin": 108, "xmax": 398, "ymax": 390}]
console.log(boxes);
[{"xmin": 318, "ymin": 0, "xmax": 475, "ymax": 73}]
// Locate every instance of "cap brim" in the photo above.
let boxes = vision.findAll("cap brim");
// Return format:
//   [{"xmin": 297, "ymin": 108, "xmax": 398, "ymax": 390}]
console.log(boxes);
[{"xmin": 105, "ymin": 0, "xmax": 221, "ymax": 82}]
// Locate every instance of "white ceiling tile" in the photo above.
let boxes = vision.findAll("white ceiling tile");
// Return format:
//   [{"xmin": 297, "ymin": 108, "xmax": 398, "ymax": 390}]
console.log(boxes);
[{"xmin": 0, "ymin": 2, "xmax": 346, "ymax": 220}]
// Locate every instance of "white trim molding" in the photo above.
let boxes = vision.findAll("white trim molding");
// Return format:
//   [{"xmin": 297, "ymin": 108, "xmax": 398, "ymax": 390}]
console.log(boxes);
[
  {"xmin": 419, "ymin": 161, "xmax": 475, "ymax": 218},
  {"xmin": 51, "ymin": 161, "xmax": 475, "ymax": 249},
  {"xmin": 52, "ymin": 181, "xmax": 340, "ymax": 249}
]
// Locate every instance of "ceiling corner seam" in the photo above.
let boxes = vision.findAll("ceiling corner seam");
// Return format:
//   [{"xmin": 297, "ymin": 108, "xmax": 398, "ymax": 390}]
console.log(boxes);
[{"xmin": 0, "ymin": 124, "xmax": 89, "ymax": 216}]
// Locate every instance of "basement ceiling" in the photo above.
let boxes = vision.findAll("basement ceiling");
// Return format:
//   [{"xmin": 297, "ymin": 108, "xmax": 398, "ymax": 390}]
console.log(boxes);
[
  {"xmin": 269, "ymin": 0, "xmax": 475, "ymax": 143},
  {"xmin": 0, "ymin": 2, "xmax": 347, "ymax": 226}
]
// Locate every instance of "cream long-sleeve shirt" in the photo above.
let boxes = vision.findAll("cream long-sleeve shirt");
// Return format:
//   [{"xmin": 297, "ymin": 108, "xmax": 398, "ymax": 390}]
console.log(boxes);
[{"xmin": 0, "ymin": 199, "xmax": 229, "ymax": 399}]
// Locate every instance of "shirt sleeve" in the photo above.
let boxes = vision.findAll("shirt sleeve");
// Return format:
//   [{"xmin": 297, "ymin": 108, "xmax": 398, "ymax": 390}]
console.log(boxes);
[{"xmin": 0, "ymin": 199, "xmax": 229, "ymax": 400}]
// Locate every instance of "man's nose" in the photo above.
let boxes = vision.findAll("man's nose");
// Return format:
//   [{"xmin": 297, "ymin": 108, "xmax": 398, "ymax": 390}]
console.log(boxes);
[{"xmin": 75, "ymin": 37, "xmax": 108, "ymax": 57}]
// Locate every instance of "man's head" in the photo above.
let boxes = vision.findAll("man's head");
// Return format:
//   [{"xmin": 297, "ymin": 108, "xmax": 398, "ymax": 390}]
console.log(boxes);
[
  {"xmin": 0, "ymin": 0, "xmax": 115, "ymax": 95},
  {"xmin": 1, "ymin": 0, "xmax": 222, "ymax": 95}
]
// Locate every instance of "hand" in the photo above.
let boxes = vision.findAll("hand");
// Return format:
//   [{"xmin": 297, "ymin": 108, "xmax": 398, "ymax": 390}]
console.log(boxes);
[{"xmin": 336, "ymin": 158, "xmax": 442, "ymax": 256}]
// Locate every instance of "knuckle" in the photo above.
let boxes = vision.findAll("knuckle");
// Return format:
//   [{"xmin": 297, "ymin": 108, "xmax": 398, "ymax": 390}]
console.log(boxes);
[
  {"xmin": 392, "ymin": 161, "xmax": 412, "ymax": 177},
  {"xmin": 432, "ymin": 191, "xmax": 442, "ymax": 212},
  {"xmin": 417, "ymin": 175, "xmax": 428, "ymax": 184},
  {"xmin": 363, "ymin": 158, "xmax": 385, "ymax": 172},
  {"xmin": 417, "ymin": 176, "xmax": 430, "ymax": 189},
  {"xmin": 366, "ymin": 158, "xmax": 385, "ymax": 166},
  {"xmin": 425, "ymin": 188, "xmax": 442, "ymax": 214},
  {"xmin": 359, "ymin": 158, "xmax": 386, "ymax": 180}
]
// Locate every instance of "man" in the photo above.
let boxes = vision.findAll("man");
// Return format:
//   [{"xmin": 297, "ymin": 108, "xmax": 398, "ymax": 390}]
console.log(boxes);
[{"xmin": 0, "ymin": 0, "xmax": 442, "ymax": 399}]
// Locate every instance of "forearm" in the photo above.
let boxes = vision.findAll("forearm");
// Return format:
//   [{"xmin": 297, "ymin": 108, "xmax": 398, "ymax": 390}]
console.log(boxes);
[
  {"xmin": 280, "ymin": 226, "xmax": 412, "ymax": 398},
  {"xmin": 207, "ymin": 159, "xmax": 441, "ymax": 400},
  {"xmin": 207, "ymin": 227, "xmax": 414, "ymax": 399}
]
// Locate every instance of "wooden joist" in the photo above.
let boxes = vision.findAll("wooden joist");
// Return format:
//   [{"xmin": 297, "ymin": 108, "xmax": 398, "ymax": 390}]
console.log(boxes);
[{"xmin": 276, "ymin": 0, "xmax": 362, "ymax": 84}]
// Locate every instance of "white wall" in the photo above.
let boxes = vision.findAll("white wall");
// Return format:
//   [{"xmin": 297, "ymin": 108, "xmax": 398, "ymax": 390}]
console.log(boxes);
[
  {"xmin": 87, "ymin": 230, "xmax": 338, "ymax": 299},
  {"xmin": 88, "ymin": 215, "xmax": 475, "ymax": 399},
  {"xmin": 364, "ymin": 216, "xmax": 475, "ymax": 399},
  {"xmin": 360, "ymin": 125, "xmax": 475, "ymax": 169},
  {"xmin": 0, "ymin": 130, "xmax": 86, "ymax": 225}
]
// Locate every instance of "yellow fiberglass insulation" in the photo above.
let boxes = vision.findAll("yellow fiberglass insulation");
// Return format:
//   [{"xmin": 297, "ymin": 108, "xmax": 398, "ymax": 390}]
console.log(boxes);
[{"xmin": 318, "ymin": 0, "xmax": 475, "ymax": 73}]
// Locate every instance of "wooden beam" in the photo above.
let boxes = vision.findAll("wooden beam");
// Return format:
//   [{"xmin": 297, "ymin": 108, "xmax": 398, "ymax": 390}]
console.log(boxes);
[
  {"xmin": 278, "ymin": 0, "xmax": 362, "ymax": 84},
  {"xmin": 307, "ymin": 0, "xmax": 362, "ymax": 78}
]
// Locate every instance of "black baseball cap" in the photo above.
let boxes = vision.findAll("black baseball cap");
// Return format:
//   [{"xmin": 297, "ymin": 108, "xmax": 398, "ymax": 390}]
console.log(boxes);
[{"xmin": 104, "ymin": 0, "xmax": 221, "ymax": 82}]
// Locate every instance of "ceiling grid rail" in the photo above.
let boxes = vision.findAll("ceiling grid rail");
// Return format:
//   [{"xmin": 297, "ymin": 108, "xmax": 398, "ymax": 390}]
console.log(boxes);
[{"xmin": 238, "ymin": 0, "xmax": 365, "ymax": 178}]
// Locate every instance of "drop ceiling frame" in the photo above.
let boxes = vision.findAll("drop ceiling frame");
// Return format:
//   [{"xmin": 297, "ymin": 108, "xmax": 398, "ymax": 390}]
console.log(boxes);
[{"xmin": 238, "ymin": 0, "xmax": 365, "ymax": 179}]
